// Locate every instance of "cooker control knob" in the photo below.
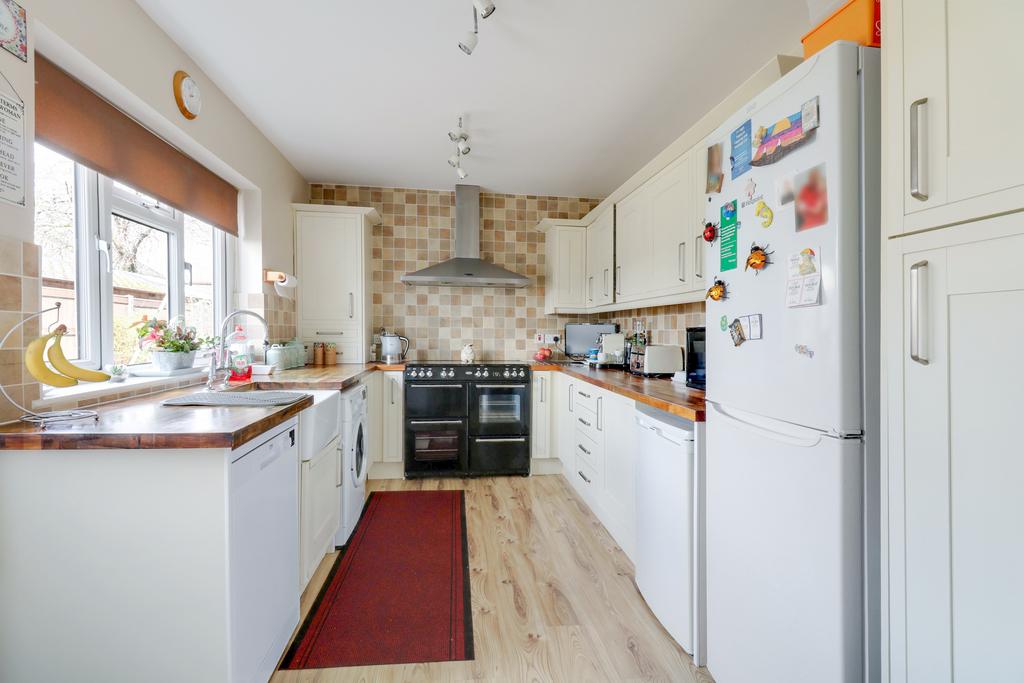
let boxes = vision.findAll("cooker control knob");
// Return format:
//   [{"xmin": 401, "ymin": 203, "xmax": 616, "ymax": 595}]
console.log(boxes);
[
  {"xmin": 503, "ymin": 369, "xmax": 510, "ymax": 378},
  {"xmin": 474, "ymin": 370, "xmax": 482, "ymax": 377},
  {"xmin": 482, "ymin": 370, "xmax": 489, "ymax": 377},
  {"xmin": 519, "ymin": 369, "xmax": 526, "ymax": 377},
  {"xmin": 426, "ymin": 369, "xmax": 433, "ymax": 377}
]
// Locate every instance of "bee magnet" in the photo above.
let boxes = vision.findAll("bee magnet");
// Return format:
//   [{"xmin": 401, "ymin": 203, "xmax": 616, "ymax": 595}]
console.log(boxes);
[
  {"xmin": 744, "ymin": 242, "xmax": 774, "ymax": 273},
  {"xmin": 754, "ymin": 200, "xmax": 774, "ymax": 228},
  {"xmin": 706, "ymin": 277, "xmax": 728, "ymax": 302}
]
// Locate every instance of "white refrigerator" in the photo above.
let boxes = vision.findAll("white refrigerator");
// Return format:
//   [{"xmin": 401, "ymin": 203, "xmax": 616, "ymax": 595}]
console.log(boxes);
[{"xmin": 701, "ymin": 42, "xmax": 880, "ymax": 683}]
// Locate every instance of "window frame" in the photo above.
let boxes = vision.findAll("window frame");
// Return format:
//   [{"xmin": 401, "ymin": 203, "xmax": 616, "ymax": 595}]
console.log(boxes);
[{"xmin": 35, "ymin": 144, "xmax": 229, "ymax": 372}]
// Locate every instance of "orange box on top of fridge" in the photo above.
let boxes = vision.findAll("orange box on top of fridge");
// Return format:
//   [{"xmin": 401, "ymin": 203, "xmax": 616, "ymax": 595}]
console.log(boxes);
[{"xmin": 801, "ymin": 0, "xmax": 881, "ymax": 58}]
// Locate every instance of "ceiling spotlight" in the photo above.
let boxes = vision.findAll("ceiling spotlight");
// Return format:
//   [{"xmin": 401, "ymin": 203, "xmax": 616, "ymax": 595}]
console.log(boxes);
[
  {"xmin": 457, "ymin": 139, "xmax": 471, "ymax": 155},
  {"xmin": 473, "ymin": 0, "xmax": 496, "ymax": 19},
  {"xmin": 459, "ymin": 7, "xmax": 479, "ymax": 55},
  {"xmin": 448, "ymin": 154, "xmax": 460, "ymax": 168},
  {"xmin": 457, "ymin": 166, "xmax": 469, "ymax": 180}
]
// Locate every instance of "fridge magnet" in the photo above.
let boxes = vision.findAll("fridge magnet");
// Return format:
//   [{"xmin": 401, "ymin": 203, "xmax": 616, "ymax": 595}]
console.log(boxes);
[
  {"xmin": 740, "ymin": 177, "xmax": 764, "ymax": 209},
  {"xmin": 754, "ymin": 200, "xmax": 774, "ymax": 227},
  {"xmin": 776, "ymin": 175, "xmax": 795, "ymax": 205},
  {"xmin": 729, "ymin": 119, "xmax": 752, "ymax": 180},
  {"xmin": 702, "ymin": 220, "xmax": 718, "ymax": 244},
  {"xmin": 705, "ymin": 277, "xmax": 728, "ymax": 302},
  {"xmin": 751, "ymin": 107, "xmax": 817, "ymax": 167},
  {"xmin": 735, "ymin": 314, "xmax": 763, "ymax": 341},
  {"xmin": 801, "ymin": 96, "xmax": 820, "ymax": 132},
  {"xmin": 728, "ymin": 318, "xmax": 746, "ymax": 347},
  {"xmin": 794, "ymin": 163, "xmax": 828, "ymax": 231},
  {"xmin": 785, "ymin": 247, "xmax": 822, "ymax": 307},
  {"xmin": 0, "ymin": 0, "xmax": 26, "ymax": 63},
  {"xmin": 719, "ymin": 315, "xmax": 728, "ymax": 332},
  {"xmin": 719, "ymin": 200, "xmax": 739, "ymax": 272},
  {"xmin": 744, "ymin": 242, "xmax": 773, "ymax": 273},
  {"xmin": 706, "ymin": 142, "xmax": 724, "ymax": 193},
  {"xmin": 794, "ymin": 344, "xmax": 815, "ymax": 359}
]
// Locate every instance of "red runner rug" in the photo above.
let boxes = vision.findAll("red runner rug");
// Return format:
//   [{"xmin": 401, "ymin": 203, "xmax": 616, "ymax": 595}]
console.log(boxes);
[{"xmin": 281, "ymin": 490, "xmax": 473, "ymax": 669}]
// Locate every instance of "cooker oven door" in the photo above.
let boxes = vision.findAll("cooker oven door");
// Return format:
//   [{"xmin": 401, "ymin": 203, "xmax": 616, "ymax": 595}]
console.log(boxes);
[
  {"xmin": 404, "ymin": 418, "xmax": 468, "ymax": 476},
  {"xmin": 405, "ymin": 382, "xmax": 467, "ymax": 419},
  {"xmin": 470, "ymin": 383, "xmax": 530, "ymax": 437}
]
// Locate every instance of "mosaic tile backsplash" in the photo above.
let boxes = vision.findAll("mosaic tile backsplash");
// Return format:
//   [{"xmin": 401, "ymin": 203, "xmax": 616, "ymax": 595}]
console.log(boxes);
[{"xmin": 310, "ymin": 184, "xmax": 705, "ymax": 361}]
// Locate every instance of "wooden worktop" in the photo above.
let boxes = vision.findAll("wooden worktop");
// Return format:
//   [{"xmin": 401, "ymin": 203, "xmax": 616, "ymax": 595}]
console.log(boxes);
[
  {"xmin": 0, "ymin": 363, "xmax": 394, "ymax": 451},
  {"xmin": 0, "ymin": 360, "xmax": 703, "ymax": 451},
  {"xmin": 532, "ymin": 362, "xmax": 705, "ymax": 422}
]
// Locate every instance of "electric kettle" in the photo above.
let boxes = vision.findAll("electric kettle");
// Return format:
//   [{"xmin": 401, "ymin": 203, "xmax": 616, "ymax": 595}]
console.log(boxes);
[{"xmin": 379, "ymin": 329, "xmax": 410, "ymax": 364}]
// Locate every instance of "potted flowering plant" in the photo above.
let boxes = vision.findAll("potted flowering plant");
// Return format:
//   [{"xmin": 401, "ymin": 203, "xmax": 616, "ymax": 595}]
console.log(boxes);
[{"xmin": 133, "ymin": 316, "xmax": 217, "ymax": 372}]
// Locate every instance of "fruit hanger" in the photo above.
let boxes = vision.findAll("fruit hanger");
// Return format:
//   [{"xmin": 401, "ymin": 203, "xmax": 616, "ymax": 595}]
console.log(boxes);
[{"xmin": 0, "ymin": 303, "xmax": 99, "ymax": 427}]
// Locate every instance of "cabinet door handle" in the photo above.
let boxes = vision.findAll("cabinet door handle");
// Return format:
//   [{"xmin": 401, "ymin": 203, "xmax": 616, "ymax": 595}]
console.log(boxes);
[
  {"xmin": 909, "ymin": 97, "xmax": 929, "ymax": 201},
  {"xmin": 349, "ymin": 292, "xmax": 355, "ymax": 318},
  {"xmin": 678, "ymin": 242, "xmax": 687, "ymax": 283},
  {"xmin": 615, "ymin": 266, "xmax": 622, "ymax": 295},
  {"xmin": 578, "ymin": 416, "xmax": 592, "ymax": 428},
  {"xmin": 603, "ymin": 268, "xmax": 609, "ymax": 298},
  {"xmin": 540, "ymin": 376, "xmax": 545, "ymax": 403},
  {"xmin": 316, "ymin": 330, "xmax": 344, "ymax": 336},
  {"xmin": 597, "ymin": 396, "xmax": 603, "ymax": 430},
  {"xmin": 695, "ymin": 232, "xmax": 703, "ymax": 279},
  {"xmin": 569, "ymin": 383, "xmax": 574, "ymax": 412},
  {"xmin": 577, "ymin": 443, "xmax": 591, "ymax": 456},
  {"xmin": 910, "ymin": 260, "xmax": 929, "ymax": 365},
  {"xmin": 588, "ymin": 275, "xmax": 594, "ymax": 302},
  {"xmin": 577, "ymin": 390, "xmax": 591, "ymax": 399},
  {"xmin": 390, "ymin": 378, "xmax": 395, "ymax": 405},
  {"xmin": 577, "ymin": 470, "xmax": 591, "ymax": 484}
]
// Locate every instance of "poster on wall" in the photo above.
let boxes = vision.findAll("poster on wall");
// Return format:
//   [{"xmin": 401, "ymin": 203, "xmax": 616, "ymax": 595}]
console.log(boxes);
[
  {"xmin": 0, "ymin": 0, "xmax": 27, "ymax": 63},
  {"xmin": 729, "ymin": 120, "xmax": 752, "ymax": 180},
  {"xmin": 0, "ymin": 71, "xmax": 25, "ymax": 206}
]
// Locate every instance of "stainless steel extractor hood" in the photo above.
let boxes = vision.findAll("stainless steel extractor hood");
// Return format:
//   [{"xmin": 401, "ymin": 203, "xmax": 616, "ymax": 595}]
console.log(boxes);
[{"xmin": 400, "ymin": 184, "xmax": 531, "ymax": 288}]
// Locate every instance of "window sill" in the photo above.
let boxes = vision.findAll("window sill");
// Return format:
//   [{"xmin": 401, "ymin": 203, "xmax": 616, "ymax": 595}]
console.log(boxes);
[{"xmin": 34, "ymin": 369, "xmax": 207, "ymax": 409}]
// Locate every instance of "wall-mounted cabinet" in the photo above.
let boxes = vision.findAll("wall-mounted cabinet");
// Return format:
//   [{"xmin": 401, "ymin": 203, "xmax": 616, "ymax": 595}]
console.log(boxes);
[
  {"xmin": 294, "ymin": 204, "xmax": 380, "ymax": 363},
  {"xmin": 586, "ymin": 210, "xmax": 615, "ymax": 308},
  {"xmin": 538, "ymin": 220, "xmax": 588, "ymax": 315},
  {"xmin": 887, "ymin": 0, "xmax": 1024, "ymax": 236}
]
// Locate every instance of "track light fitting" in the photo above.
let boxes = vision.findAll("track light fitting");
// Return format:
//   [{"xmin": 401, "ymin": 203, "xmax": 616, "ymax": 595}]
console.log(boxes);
[{"xmin": 473, "ymin": 0, "xmax": 496, "ymax": 19}]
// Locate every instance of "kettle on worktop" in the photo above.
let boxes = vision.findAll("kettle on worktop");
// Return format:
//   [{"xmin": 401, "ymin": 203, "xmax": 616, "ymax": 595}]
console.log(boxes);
[{"xmin": 379, "ymin": 329, "xmax": 410, "ymax": 364}]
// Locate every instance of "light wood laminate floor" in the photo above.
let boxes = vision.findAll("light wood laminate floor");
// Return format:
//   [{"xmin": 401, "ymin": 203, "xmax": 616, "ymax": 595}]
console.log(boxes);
[{"xmin": 272, "ymin": 475, "xmax": 713, "ymax": 683}]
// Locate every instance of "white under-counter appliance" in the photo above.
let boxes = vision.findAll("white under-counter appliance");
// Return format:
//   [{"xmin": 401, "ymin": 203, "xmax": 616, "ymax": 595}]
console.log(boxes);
[
  {"xmin": 336, "ymin": 383, "xmax": 369, "ymax": 546},
  {"xmin": 634, "ymin": 405, "xmax": 697, "ymax": 655},
  {"xmin": 298, "ymin": 390, "xmax": 342, "ymax": 588},
  {"xmin": 702, "ymin": 43, "xmax": 880, "ymax": 683}
]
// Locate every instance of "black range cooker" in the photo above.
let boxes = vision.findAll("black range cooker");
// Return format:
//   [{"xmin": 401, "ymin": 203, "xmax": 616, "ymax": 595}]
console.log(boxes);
[{"xmin": 404, "ymin": 362, "xmax": 531, "ymax": 478}]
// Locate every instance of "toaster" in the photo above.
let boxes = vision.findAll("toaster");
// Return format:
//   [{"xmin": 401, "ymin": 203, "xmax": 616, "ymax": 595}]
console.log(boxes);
[{"xmin": 640, "ymin": 345, "xmax": 684, "ymax": 376}]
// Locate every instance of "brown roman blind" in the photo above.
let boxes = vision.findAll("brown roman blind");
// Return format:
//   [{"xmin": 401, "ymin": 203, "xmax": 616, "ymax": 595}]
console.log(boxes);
[{"xmin": 34, "ymin": 54, "xmax": 238, "ymax": 235}]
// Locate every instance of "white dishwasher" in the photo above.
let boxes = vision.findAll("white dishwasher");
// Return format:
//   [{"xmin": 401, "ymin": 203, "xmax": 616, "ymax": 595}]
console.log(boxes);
[{"xmin": 635, "ymin": 404, "xmax": 696, "ymax": 654}]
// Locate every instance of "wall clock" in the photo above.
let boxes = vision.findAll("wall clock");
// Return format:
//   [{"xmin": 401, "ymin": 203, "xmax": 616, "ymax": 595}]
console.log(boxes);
[{"xmin": 172, "ymin": 70, "xmax": 202, "ymax": 120}]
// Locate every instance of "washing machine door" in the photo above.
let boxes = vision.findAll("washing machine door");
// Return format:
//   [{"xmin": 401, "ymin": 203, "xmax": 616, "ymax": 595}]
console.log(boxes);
[{"xmin": 351, "ymin": 416, "xmax": 368, "ymax": 486}]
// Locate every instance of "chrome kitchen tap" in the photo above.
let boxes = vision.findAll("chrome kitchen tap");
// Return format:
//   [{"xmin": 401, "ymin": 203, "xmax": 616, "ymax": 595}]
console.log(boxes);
[{"xmin": 207, "ymin": 309, "xmax": 270, "ymax": 390}]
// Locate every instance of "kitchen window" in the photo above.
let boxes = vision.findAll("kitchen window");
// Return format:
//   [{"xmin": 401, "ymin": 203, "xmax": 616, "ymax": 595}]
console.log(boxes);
[{"xmin": 34, "ymin": 143, "xmax": 231, "ymax": 372}]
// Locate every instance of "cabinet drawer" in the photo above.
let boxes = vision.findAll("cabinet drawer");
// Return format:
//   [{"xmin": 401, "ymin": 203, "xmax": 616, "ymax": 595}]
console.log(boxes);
[
  {"xmin": 574, "ymin": 428, "xmax": 603, "ymax": 472},
  {"xmin": 299, "ymin": 322, "xmax": 362, "ymax": 341},
  {"xmin": 573, "ymin": 407, "xmax": 602, "ymax": 443},
  {"xmin": 572, "ymin": 383, "xmax": 601, "ymax": 416},
  {"xmin": 573, "ymin": 452, "xmax": 601, "ymax": 498}
]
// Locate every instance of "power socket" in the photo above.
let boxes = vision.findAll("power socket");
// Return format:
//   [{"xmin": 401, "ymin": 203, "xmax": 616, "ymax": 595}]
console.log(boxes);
[{"xmin": 534, "ymin": 333, "xmax": 560, "ymax": 344}]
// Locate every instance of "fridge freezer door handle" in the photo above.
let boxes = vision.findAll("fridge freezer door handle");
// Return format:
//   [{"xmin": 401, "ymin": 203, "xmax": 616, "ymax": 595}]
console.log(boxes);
[
  {"xmin": 708, "ymin": 402, "xmax": 824, "ymax": 448},
  {"xmin": 909, "ymin": 97, "xmax": 929, "ymax": 201},
  {"xmin": 910, "ymin": 260, "xmax": 929, "ymax": 365}
]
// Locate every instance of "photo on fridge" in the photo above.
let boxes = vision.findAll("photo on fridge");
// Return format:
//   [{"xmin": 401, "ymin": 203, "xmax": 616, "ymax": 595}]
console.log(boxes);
[
  {"xmin": 793, "ymin": 163, "xmax": 828, "ymax": 231},
  {"xmin": 706, "ymin": 142, "xmax": 724, "ymax": 193}
]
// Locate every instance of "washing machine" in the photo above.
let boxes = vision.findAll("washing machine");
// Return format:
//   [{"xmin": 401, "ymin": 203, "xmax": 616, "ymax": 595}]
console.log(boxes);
[{"xmin": 335, "ymin": 383, "xmax": 369, "ymax": 546}]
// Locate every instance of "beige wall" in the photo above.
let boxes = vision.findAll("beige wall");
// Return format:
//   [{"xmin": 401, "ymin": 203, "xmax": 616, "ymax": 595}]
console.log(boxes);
[
  {"xmin": 7, "ymin": 0, "xmax": 307, "ymax": 290},
  {"xmin": 311, "ymin": 184, "xmax": 703, "ymax": 361}
]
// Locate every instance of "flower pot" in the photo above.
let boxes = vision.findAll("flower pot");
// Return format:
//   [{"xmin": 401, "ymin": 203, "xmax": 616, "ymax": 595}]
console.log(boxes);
[{"xmin": 151, "ymin": 350, "xmax": 197, "ymax": 372}]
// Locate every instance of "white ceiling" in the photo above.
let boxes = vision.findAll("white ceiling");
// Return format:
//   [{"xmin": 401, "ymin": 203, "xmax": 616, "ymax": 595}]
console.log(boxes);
[{"xmin": 135, "ymin": 0, "xmax": 812, "ymax": 198}]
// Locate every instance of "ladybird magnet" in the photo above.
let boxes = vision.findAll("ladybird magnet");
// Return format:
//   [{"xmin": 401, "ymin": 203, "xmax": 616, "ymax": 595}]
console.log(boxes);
[
  {"xmin": 706, "ymin": 277, "xmax": 728, "ymax": 302},
  {"xmin": 702, "ymin": 221, "xmax": 718, "ymax": 244},
  {"xmin": 754, "ymin": 200, "xmax": 774, "ymax": 228},
  {"xmin": 744, "ymin": 242, "xmax": 774, "ymax": 273}
]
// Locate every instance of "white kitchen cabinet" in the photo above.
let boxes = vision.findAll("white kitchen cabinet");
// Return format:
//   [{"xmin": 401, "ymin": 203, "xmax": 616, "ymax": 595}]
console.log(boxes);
[
  {"xmin": 601, "ymin": 391, "xmax": 637, "ymax": 557},
  {"xmin": 538, "ymin": 220, "xmax": 588, "ymax": 314},
  {"xmin": 887, "ymin": 0, "xmax": 1024, "ymax": 234},
  {"xmin": 294, "ymin": 204, "xmax": 380, "ymax": 362},
  {"xmin": 885, "ymin": 215, "xmax": 1024, "ymax": 682},
  {"xmin": 530, "ymin": 372, "xmax": 552, "ymax": 461},
  {"xmin": 299, "ymin": 435, "xmax": 341, "ymax": 589},
  {"xmin": 381, "ymin": 371, "xmax": 404, "ymax": 464},
  {"xmin": 614, "ymin": 184, "xmax": 652, "ymax": 303},
  {"xmin": 648, "ymin": 155, "xmax": 694, "ymax": 298},
  {"xmin": 586, "ymin": 209, "xmax": 615, "ymax": 307}
]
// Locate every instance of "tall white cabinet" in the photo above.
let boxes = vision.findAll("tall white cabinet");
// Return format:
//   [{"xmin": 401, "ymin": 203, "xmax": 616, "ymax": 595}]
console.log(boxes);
[
  {"xmin": 538, "ymin": 220, "xmax": 588, "ymax": 314},
  {"xmin": 294, "ymin": 204, "xmax": 380, "ymax": 363},
  {"xmin": 883, "ymin": 2, "xmax": 1024, "ymax": 680},
  {"xmin": 586, "ymin": 210, "xmax": 615, "ymax": 308}
]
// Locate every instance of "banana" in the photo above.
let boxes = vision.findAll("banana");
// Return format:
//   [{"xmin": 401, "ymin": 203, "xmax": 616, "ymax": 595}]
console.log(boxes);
[
  {"xmin": 48, "ymin": 332, "xmax": 110, "ymax": 382},
  {"xmin": 24, "ymin": 330, "xmax": 78, "ymax": 388}
]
